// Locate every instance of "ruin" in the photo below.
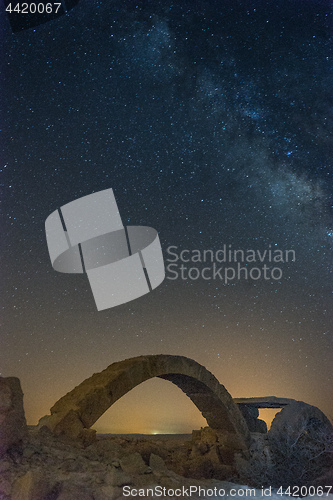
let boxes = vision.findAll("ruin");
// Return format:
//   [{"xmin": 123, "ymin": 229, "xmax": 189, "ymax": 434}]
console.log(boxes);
[
  {"xmin": 234, "ymin": 396, "xmax": 297, "ymax": 408},
  {"xmin": 1, "ymin": 355, "xmax": 331, "ymax": 496},
  {"xmin": 37, "ymin": 353, "xmax": 332, "ymax": 459},
  {"xmin": 38, "ymin": 354, "xmax": 250, "ymax": 445},
  {"xmin": 0, "ymin": 377, "xmax": 27, "ymax": 456}
]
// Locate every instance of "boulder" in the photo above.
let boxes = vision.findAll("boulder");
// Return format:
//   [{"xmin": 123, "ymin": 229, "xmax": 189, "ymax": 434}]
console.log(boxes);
[
  {"xmin": 187, "ymin": 427, "xmax": 249, "ymax": 480},
  {"xmin": 0, "ymin": 473, "xmax": 12, "ymax": 499},
  {"xmin": 183, "ymin": 455, "xmax": 216, "ymax": 479},
  {"xmin": 267, "ymin": 402, "xmax": 333, "ymax": 486},
  {"xmin": 11, "ymin": 470, "xmax": 53, "ymax": 500},
  {"xmin": 254, "ymin": 419, "xmax": 267, "ymax": 433},
  {"xmin": 194, "ymin": 427, "xmax": 218, "ymax": 445},
  {"xmin": 104, "ymin": 467, "xmax": 133, "ymax": 487},
  {"xmin": 84, "ymin": 438, "xmax": 122, "ymax": 462},
  {"xmin": 313, "ymin": 469, "xmax": 333, "ymax": 488},
  {"xmin": 56, "ymin": 482, "xmax": 94, "ymax": 500},
  {"xmin": 93, "ymin": 485, "xmax": 123, "ymax": 500},
  {"xmin": 120, "ymin": 452, "xmax": 150, "ymax": 475},
  {"xmin": 269, "ymin": 401, "xmax": 333, "ymax": 440},
  {"xmin": 0, "ymin": 377, "xmax": 27, "ymax": 456},
  {"xmin": 149, "ymin": 453, "xmax": 167, "ymax": 472},
  {"xmin": 238, "ymin": 405, "xmax": 267, "ymax": 433},
  {"xmin": 249, "ymin": 433, "xmax": 272, "ymax": 465},
  {"xmin": 239, "ymin": 405, "xmax": 259, "ymax": 420}
]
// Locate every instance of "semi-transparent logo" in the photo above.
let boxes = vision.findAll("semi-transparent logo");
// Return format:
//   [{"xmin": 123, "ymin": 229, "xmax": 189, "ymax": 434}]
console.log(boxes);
[{"xmin": 45, "ymin": 188, "xmax": 165, "ymax": 310}]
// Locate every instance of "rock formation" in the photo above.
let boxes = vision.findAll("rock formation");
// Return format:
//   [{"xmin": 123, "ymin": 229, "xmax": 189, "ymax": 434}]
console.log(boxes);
[
  {"xmin": 0, "ymin": 377, "xmax": 27, "ymax": 457},
  {"xmin": 268, "ymin": 400, "xmax": 333, "ymax": 438},
  {"xmin": 0, "ymin": 427, "xmax": 252, "ymax": 500},
  {"xmin": 1, "ymin": 357, "xmax": 332, "ymax": 498},
  {"xmin": 234, "ymin": 396, "xmax": 297, "ymax": 408},
  {"xmin": 237, "ymin": 405, "xmax": 267, "ymax": 433}
]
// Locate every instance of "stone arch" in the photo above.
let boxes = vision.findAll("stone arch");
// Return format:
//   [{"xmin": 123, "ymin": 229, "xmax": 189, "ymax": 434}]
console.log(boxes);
[{"xmin": 38, "ymin": 355, "xmax": 250, "ymax": 445}]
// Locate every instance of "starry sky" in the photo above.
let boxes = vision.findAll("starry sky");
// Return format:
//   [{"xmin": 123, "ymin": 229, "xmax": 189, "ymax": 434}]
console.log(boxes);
[{"xmin": 1, "ymin": 0, "xmax": 332, "ymax": 434}]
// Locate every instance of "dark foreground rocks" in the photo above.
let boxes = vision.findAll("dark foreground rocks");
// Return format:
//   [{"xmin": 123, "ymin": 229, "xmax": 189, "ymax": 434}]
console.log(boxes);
[
  {"xmin": 0, "ymin": 419, "xmax": 332, "ymax": 500},
  {"xmin": 0, "ymin": 426, "xmax": 251, "ymax": 500},
  {"xmin": 0, "ymin": 377, "xmax": 27, "ymax": 457},
  {"xmin": 1, "ymin": 373, "xmax": 332, "ymax": 499}
]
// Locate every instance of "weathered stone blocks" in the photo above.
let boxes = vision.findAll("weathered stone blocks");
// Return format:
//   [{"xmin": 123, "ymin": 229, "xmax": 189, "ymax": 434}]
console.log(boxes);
[{"xmin": 0, "ymin": 377, "xmax": 27, "ymax": 457}]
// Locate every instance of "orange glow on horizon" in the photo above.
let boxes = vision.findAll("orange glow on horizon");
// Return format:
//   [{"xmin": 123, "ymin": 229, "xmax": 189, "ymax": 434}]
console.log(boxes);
[{"xmin": 22, "ymin": 357, "xmax": 330, "ymax": 436}]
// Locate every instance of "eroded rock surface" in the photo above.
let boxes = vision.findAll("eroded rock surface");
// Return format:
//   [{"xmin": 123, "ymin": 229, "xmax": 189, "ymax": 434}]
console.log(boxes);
[
  {"xmin": 1, "ymin": 371, "xmax": 332, "ymax": 498},
  {"xmin": 269, "ymin": 400, "xmax": 333, "ymax": 438},
  {"xmin": 238, "ymin": 405, "xmax": 267, "ymax": 434},
  {"xmin": 0, "ymin": 377, "xmax": 27, "ymax": 457},
  {"xmin": 0, "ymin": 427, "xmax": 250, "ymax": 500}
]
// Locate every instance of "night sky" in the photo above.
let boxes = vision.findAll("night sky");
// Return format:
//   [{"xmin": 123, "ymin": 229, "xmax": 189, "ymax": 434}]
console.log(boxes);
[{"xmin": 1, "ymin": 0, "xmax": 332, "ymax": 434}]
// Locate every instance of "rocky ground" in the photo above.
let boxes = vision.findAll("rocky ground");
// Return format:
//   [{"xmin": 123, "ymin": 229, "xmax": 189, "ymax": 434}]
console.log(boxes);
[
  {"xmin": 0, "ymin": 425, "xmax": 249, "ymax": 500},
  {"xmin": 1, "ymin": 376, "xmax": 332, "ymax": 499},
  {"xmin": 0, "ymin": 426, "xmax": 333, "ymax": 500}
]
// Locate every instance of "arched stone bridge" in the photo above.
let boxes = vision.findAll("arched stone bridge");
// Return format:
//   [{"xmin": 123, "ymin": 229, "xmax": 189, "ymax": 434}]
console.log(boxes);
[{"xmin": 38, "ymin": 354, "xmax": 250, "ymax": 445}]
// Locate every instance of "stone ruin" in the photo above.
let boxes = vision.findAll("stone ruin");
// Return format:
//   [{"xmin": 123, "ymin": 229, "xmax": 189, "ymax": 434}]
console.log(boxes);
[
  {"xmin": 37, "ymin": 354, "xmax": 250, "ymax": 446},
  {"xmin": 1, "ymin": 354, "xmax": 331, "ymax": 457},
  {"xmin": 0, "ymin": 377, "xmax": 27, "ymax": 457},
  {"xmin": 0, "ymin": 354, "xmax": 332, "ymax": 498}
]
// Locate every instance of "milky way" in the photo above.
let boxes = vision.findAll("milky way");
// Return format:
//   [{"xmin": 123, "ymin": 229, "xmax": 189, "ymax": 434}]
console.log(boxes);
[{"xmin": 1, "ymin": 0, "xmax": 332, "ymax": 432}]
